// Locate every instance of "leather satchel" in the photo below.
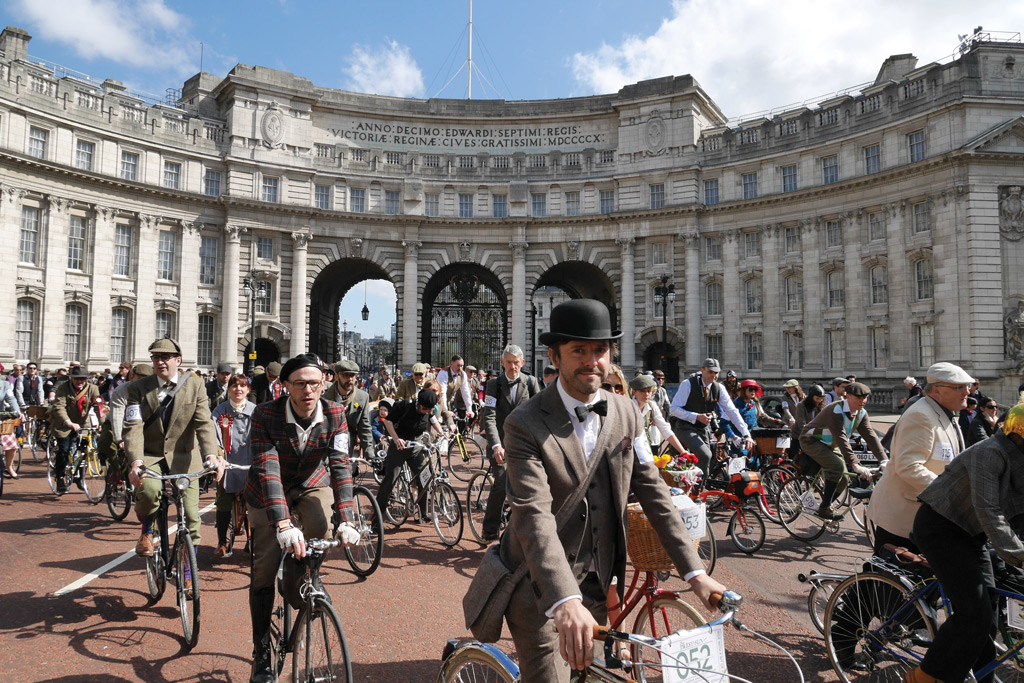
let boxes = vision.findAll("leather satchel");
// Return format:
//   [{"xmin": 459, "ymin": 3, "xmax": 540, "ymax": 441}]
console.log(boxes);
[{"xmin": 462, "ymin": 460, "xmax": 600, "ymax": 642}]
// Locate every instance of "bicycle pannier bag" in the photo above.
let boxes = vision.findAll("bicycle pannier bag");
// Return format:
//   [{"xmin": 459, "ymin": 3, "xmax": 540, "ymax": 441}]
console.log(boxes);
[{"xmin": 462, "ymin": 544, "xmax": 525, "ymax": 643}]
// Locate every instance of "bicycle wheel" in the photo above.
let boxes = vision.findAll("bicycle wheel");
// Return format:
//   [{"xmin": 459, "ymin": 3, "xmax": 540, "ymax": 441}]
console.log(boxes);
[
  {"xmin": 79, "ymin": 458, "xmax": 105, "ymax": 504},
  {"xmin": 728, "ymin": 505, "xmax": 765, "ymax": 553},
  {"xmin": 759, "ymin": 464, "xmax": 796, "ymax": 524},
  {"xmin": 431, "ymin": 482, "xmax": 464, "ymax": 547},
  {"xmin": 694, "ymin": 518, "xmax": 716, "ymax": 576},
  {"xmin": 777, "ymin": 477, "xmax": 828, "ymax": 542},
  {"xmin": 849, "ymin": 495, "xmax": 869, "ymax": 531},
  {"xmin": 466, "ymin": 470, "xmax": 494, "ymax": 544},
  {"xmin": 146, "ymin": 548, "xmax": 166, "ymax": 601},
  {"xmin": 46, "ymin": 442, "xmax": 60, "ymax": 494},
  {"xmin": 9, "ymin": 445, "xmax": 21, "ymax": 475},
  {"xmin": 447, "ymin": 436, "xmax": 484, "ymax": 482},
  {"xmin": 703, "ymin": 460, "xmax": 729, "ymax": 511},
  {"xmin": 28, "ymin": 422, "xmax": 41, "ymax": 461},
  {"xmin": 105, "ymin": 469, "xmax": 132, "ymax": 521},
  {"xmin": 344, "ymin": 485, "xmax": 384, "ymax": 577},
  {"xmin": 824, "ymin": 572, "xmax": 934, "ymax": 682},
  {"xmin": 176, "ymin": 535, "xmax": 201, "ymax": 649},
  {"xmin": 631, "ymin": 595, "xmax": 707, "ymax": 683},
  {"xmin": 436, "ymin": 643, "xmax": 518, "ymax": 683},
  {"xmin": 384, "ymin": 476, "xmax": 410, "ymax": 526},
  {"xmin": 291, "ymin": 597, "xmax": 351, "ymax": 683},
  {"xmin": 808, "ymin": 577, "xmax": 842, "ymax": 635}
]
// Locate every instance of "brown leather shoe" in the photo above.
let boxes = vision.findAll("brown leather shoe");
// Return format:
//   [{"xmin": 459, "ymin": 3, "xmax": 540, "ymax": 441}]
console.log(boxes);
[
  {"xmin": 183, "ymin": 576, "xmax": 193, "ymax": 594},
  {"xmin": 135, "ymin": 532, "xmax": 155, "ymax": 557},
  {"xmin": 214, "ymin": 543, "xmax": 233, "ymax": 561}
]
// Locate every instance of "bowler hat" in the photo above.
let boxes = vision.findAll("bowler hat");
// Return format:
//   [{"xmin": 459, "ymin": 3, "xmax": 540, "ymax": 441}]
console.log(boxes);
[
  {"xmin": 69, "ymin": 366, "xmax": 90, "ymax": 379},
  {"xmin": 334, "ymin": 359, "xmax": 359, "ymax": 374},
  {"xmin": 539, "ymin": 299, "xmax": 621, "ymax": 346},
  {"xmin": 149, "ymin": 337, "xmax": 182, "ymax": 355}
]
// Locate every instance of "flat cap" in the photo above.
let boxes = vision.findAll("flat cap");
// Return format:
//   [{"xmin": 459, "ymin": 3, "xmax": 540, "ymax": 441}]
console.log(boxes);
[
  {"xmin": 629, "ymin": 375, "xmax": 657, "ymax": 391},
  {"xmin": 845, "ymin": 382, "xmax": 871, "ymax": 397},
  {"xmin": 266, "ymin": 361, "xmax": 283, "ymax": 377},
  {"xmin": 149, "ymin": 337, "xmax": 182, "ymax": 355},
  {"xmin": 832, "ymin": 377, "xmax": 851, "ymax": 386},
  {"xmin": 926, "ymin": 362, "xmax": 975, "ymax": 386},
  {"xmin": 701, "ymin": 358, "xmax": 721, "ymax": 372},
  {"xmin": 132, "ymin": 364, "xmax": 154, "ymax": 377},
  {"xmin": 411, "ymin": 363, "xmax": 429, "ymax": 375},
  {"xmin": 783, "ymin": 379, "xmax": 800, "ymax": 388},
  {"xmin": 216, "ymin": 362, "xmax": 233, "ymax": 374},
  {"xmin": 334, "ymin": 359, "xmax": 359, "ymax": 374}
]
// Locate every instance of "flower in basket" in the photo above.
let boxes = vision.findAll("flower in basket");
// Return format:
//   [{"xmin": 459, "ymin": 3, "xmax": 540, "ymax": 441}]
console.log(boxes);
[{"xmin": 655, "ymin": 450, "xmax": 701, "ymax": 487}]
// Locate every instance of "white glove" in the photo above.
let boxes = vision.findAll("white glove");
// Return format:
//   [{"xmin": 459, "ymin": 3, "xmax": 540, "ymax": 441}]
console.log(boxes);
[
  {"xmin": 276, "ymin": 525, "xmax": 304, "ymax": 550},
  {"xmin": 336, "ymin": 522, "xmax": 361, "ymax": 545},
  {"xmin": 730, "ymin": 436, "xmax": 742, "ymax": 447}
]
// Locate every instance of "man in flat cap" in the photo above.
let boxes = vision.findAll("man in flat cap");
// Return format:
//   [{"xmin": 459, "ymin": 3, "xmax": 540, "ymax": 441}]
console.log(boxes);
[
  {"xmin": 799, "ymin": 381, "xmax": 887, "ymax": 520},
  {"xmin": 463, "ymin": 299, "xmax": 724, "ymax": 681},
  {"xmin": 51, "ymin": 365, "xmax": 100, "ymax": 495},
  {"xmin": 243, "ymin": 352, "xmax": 360, "ymax": 683},
  {"xmin": 124, "ymin": 338, "xmax": 225, "ymax": 557},
  {"xmin": 251, "ymin": 361, "xmax": 283, "ymax": 404},
  {"xmin": 324, "ymin": 359, "xmax": 374, "ymax": 463},
  {"xmin": 396, "ymin": 362, "xmax": 429, "ymax": 401},
  {"xmin": 868, "ymin": 362, "xmax": 973, "ymax": 554},
  {"xmin": 206, "ymin": 362, "xmax": 234, "ymax": 407}
]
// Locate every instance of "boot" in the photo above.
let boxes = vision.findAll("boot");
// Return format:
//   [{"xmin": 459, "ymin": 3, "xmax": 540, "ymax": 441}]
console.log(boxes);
[
  {"xmin": 817, "ymin": 479, "xmax": 839, "ymax": 519},
  {"xmin": 249, "ymin": 587, "xmax": 277, "ymax": 683},
  {"xmin": 215, "ymin": 509, "xmax": 233, "ymax": 561},
  {"xmin": 904, "ymin": 666, "xmax": 936, "ymax": 683}
]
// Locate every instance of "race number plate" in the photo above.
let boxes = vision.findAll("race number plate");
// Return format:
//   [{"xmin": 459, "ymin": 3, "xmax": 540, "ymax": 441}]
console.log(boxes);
[
  {"xmin": 800, "ymin": 489, "xmax": 820, "ymax": 512},
  {"xmin": 672, "ymin": 497, "xmax": 706, "ymax": 541},
  {"xmin": 659, "ymin": 622, "xmax": 728, "ymax": 683},
  {"xmin": 727, "ymin": 457, "xmax": 746, "ymax": 476},
  {"xmin": 776, "ymin": 437, "xmax": 791, "ymax": 449},
  {"xmin": 1008, "ymin": 598, "xmax": 1024, "ymax": 630}
]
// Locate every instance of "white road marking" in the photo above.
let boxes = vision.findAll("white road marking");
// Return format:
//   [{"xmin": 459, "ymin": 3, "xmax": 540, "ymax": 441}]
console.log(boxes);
[{"xmin": 54, "ymin": 501, "xmax": 217, "ymax": 596}]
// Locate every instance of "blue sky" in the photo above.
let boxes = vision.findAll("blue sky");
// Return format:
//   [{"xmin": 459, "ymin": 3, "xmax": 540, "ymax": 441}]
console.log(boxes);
[{"xmin": 4, "ymin": 0, "xmax": 1021, "ymax": 336}]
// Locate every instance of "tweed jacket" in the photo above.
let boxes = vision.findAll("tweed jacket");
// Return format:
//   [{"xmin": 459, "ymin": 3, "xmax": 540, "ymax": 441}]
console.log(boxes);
[
  {"xmin": 123, "ymin": 372, "xmax": 219, "ymax": 474},
  {"xmin": 489, "ymin": 382, "xmax": 703, "ymax": 616},
  {"xmin": 800, "ymin": 399, "xmax": 886, "ymax": 467},
  {"xmin": 52, "ymin": 380, "xmax": 100, "ymax": 438},
  {"xmin": 918, "ymin": 432, "xmax": 1024, "ymax": 566},
  {"xmin": 479, "ymin": 372, "xmax": 542, "ymax": 454},
  {"xmin": 205, "ymin": 378, "xmax": 229, "ymax": 407},
  {"xmin": 395, "ymin": 377, "xmax": 422, "ymax": 401},
  {"xmin": 869, "ymin": 396, "xmax": 963, "ymax": 538},
  {"xmin": 244, "ymin": 396, "xmax": 355, "ymax": 527},
  {"xmin": 324, "ymin": 385, "xmax": 374, "ymax": 456}
]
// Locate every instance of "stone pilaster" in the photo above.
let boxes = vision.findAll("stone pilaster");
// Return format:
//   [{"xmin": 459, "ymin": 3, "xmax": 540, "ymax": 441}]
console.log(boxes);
[
  {"xmin": 88, "ymin": 205, "xmax": 115, "ymax": 367},
  {"xmin": 616, "ymin": 236, "xmax": 636, "ymax": 371},
  {"xmin": 681, "ymin": 230, "xmax": 701, "ymax": 370},
  {"xmin": 509, "ymin": 239, "xmax": 529, "ymax": 351},
  {"xmin": 761, "ymin": 226, "xmax": 782, "ymax": 372},
  {"xmin": 178, "ymin": 221, "xmax": 202, "ymax": 364},
  {"xmin": 221, "ymin": 225, "xmax": 245, "ymax": 365},
  {"xmin": 401, "ymin": 239, "xmax": 421, "ymax": 366},
  {"xmin": 0, "ymin": 186, "xmax": 25, "ymax": 361},
  {"xmin": 721, "ymin": 230, "xmax": 740, "ymax": 368},
  {"xmin": 41, "ymin": 196, "xmax": 70, "ymax": 365},
  {"xmin": 801, "ymin": 220, "xmax": 824, "ymax": 374},
  {"xmin": 133, "ymin": 214, "xmax": 160, "ymax": 361},
  {"xmin": 290, "ymin": 231, "xmax": 310, "ymax": 357}
]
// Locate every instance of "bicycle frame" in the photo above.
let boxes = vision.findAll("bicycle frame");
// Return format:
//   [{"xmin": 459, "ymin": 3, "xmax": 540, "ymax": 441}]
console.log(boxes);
[{"xmin": 610, "ymin": 569, "xmax": 682, "ymax": 630}]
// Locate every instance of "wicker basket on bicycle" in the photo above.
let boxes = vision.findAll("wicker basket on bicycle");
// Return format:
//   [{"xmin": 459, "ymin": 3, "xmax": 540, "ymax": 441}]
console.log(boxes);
[
  {"xmin": 0, "ymin": 414, "xmax": 21, "ymax": 435},
  {"xmin": 750, "ymin": 428, "xmax": 790, "ymax": 455},
  {"xmin": 625, "ymin": 502, "xmax": 678, "ymax": 572},
  {"xmin": 25, "ymin": 405, "xmax": 49, "ymax": 420}
]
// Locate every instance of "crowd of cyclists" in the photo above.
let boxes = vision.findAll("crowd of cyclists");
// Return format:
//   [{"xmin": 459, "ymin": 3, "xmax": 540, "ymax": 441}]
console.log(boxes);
[{"xmin": 2, "ymin": 328, "xmax": 1023, "ymax": 683}]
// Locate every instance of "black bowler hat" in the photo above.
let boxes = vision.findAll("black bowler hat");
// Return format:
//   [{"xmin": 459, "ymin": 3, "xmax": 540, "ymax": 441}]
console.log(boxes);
[{"xmin": 538, "ymin": 299, "xmax": 621, "ymax": 346}]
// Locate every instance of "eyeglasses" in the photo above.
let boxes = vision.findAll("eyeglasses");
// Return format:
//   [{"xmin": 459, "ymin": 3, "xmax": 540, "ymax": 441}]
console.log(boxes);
[
  {"xmin": 286, "ymin": 380, "xmax": 322, "ymax": 391},
  {"xmin": 151, "ymin": 354, "xmax": 178, "ymax": 363},
  {"xmin": 984, "ymin": 404, "xmax": 998, "ymax": 409},
  {"xmin": 413, "ymin": 373, "xmax": 424, "ymax": 377},
  {"xmin": 601, "ymin": 382, "xmax": 625, "ymax": 394},
  {"xmin": 934, "ymin": 383, "xmax": 970, "ymax": 391}
]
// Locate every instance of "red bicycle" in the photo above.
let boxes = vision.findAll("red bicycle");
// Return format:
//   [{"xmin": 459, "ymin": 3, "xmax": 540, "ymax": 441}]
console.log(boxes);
[{"xmin": 698, "ymin": 470, "xmax": 766, "ymax": 553}]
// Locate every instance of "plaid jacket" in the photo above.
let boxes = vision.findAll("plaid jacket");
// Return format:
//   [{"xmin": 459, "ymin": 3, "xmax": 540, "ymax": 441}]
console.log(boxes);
[{"xmin": 244, "ymin": 396, "xmax": 355, "ymax": 527}]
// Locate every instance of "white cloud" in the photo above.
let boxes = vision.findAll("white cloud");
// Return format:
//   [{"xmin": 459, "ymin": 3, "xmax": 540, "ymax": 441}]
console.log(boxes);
[
  {"xmin": 10, "ymin": 0, "xmax": 193, "ymax": 72},
  {"xmin": 572, "ymin": 0, "xmax": 1024, "ymax": 119},
  {"xmin": 343, "ymin": 40, "xmax": 424, "ymax": 97}
]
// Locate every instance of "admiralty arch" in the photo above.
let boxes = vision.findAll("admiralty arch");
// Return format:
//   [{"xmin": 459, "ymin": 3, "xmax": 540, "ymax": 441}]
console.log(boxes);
[{"xmin": 2, "ymin": 24, "xmax": 1023, "ymax": 402}]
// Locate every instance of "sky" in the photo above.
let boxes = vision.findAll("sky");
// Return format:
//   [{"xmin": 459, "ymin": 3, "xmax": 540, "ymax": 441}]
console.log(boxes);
[{"xmin": 4, "ymin": 0, "xmax": 1022, "ymax": 336}]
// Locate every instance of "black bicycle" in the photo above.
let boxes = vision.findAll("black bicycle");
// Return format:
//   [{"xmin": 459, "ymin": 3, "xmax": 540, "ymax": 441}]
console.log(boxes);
[
  {"xmin": 103, "ymin": 445, "xmax": 136, "ymax": 521},
  {"xmin": 266, "ymin": 537, "xmax": 353, "ymax": 682},
  {"xmin": 466, "ymin": 461, "xmax": 510, "ymax": 544},
  {"xmin": 141, "ymin": 464, "xmax": 212, "ymax": 649}
]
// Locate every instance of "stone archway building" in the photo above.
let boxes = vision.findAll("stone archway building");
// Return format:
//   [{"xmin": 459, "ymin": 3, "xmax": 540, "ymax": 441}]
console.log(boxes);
[{"xmin": 2, "ymin": 25, "xmax": 1024, "ymax": 403}]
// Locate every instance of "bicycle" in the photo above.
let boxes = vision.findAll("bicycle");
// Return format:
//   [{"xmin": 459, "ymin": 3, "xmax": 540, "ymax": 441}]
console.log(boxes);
[
  {"xmin": 385, "ymin": 436, "xmax": 464, "ymax": 546},
  {"xmin": 47, "ymin": 426, "xmax": 106, "ymax": 502},
  {"xmin": 466, "ymin": 461, "xmax": 510, "ymax": 544},
  {"xmin": 823, "ymin": 548, "xmax": 1024, "ymax": 682},
  {"xmin": 698, "ymin": 486, "xmax": 765, "ymax": 554},
  {"xmin": 438, "ymin": 590, "xmax": 805, "ymax": 683},
  {"xmin": 265, "ymin": 537, "xmax": 353, "ymax": 682},
  {"xmin": 21, "ymin": 405, "xmax": 49, "ymax": 461},
  {"xmin": 775, "ymin": 465, "xmax": 879, "ymax": 542},
  {"xmin": 446, "ymin": 415, "xmax": 485, "ymax": 482},
  {"xmin": 103, "ymin": 444, "xmax": 136, "ymax": 521},
  {"xmin": 342, "ymin": 484, "xmax": 385, "ymax": 576},
  {"xmin": 140, "ymin": 464, "xmax": 213, "ymax": 649},
  {"xmin": 797, "ymin": 569, "xmax": 848, "ymax": 635}
]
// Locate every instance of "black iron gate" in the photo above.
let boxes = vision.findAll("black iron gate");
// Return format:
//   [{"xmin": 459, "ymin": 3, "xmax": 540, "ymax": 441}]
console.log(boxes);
[{"xmin": 429, "ymin": 273, "xmax": 505, "ymax": 370}]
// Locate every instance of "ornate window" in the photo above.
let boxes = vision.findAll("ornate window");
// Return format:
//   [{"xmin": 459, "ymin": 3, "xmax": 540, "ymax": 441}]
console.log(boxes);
[
  {"xmin": 743, "ymin": 277, "xmax": 763, "ymax": 314},
  {"xmin": 705, "ymin": 283, "xmax": 723, "ymax": 316},
  {"xmin": 64, "ymin": 304, "xmax": 85, "ymax": 362},
  {"xmin": 869, "ymin": 265, "xmax": 888, "ymax": 305},
  {"xmin": 826, "ymin": 271, "xmax": 845, "ymax": 309},
  {"xmin": 914, "ymin": 258, "xmax": 933, "ymax": 300},
  {"xmin": 20, "ymin": 206, "xmax": 40, "ymax": 265},
  {"xmin": 744, "ymin": 333, "xmax": 762, "ymax": 370},
  {"xmin": 197, "ymin": 315, "xmax": 215, "ymax": 366},
  {"xmin": 110, "ymin": 308, "xmax": 131, "ymax": 365},
  {"xmin": 785, "ymin": 276, "xmax": 802, "ymax": 312}
]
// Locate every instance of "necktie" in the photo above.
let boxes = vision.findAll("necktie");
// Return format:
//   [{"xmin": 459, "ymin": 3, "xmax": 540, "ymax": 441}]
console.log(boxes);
[{"xmin": 574, "ymin": 400, "xmax": 608, "ymax": 423}]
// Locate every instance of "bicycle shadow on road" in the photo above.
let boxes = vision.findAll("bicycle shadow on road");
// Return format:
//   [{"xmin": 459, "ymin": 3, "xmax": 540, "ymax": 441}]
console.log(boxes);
[{"xmin": 353, "ymin": 658, "xmax": 442, "ymax": 682}]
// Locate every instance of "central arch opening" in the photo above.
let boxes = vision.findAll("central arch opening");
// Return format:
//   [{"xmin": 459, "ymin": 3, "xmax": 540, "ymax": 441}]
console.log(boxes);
[
  {"xmin": 422, "ymin": 264, "xmax": 507, "ymax": 371},
  {"xmin": 309, "ymin": 258, "xmax": 395, "ymax": 367}
]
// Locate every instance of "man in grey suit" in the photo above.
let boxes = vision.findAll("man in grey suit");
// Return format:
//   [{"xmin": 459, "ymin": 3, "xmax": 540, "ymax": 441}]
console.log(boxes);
[
  {"xmin": 484, "ymin": 299, "xmax": 725, "ymax": 680},
  {"xmin": 324, "ymin": 359, "xmax": 374, "ymax": 460},
  {"xmin": 478, "ymin": 343, "xmax": 542, "ymax": 541}
]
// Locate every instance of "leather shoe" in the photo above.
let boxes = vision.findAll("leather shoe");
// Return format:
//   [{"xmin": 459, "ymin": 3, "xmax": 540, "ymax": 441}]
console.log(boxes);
[
  {"xmin": 5, "ymin": 470, "xmax": 17, "ymax": 480},
  {"xmin": 183, "ymin": 576, "xmax": 193, "ymax": 595},
  {"xmin": 214, "ymin": 543, "xmax": 233, "ymax": 561},
  {"xmin": 481, "ymin": 531, "xmax": 499, "ymax": 542},
  {"xmin": 135, "ymin": 532, "xmax": 155, "ymax": 557}
]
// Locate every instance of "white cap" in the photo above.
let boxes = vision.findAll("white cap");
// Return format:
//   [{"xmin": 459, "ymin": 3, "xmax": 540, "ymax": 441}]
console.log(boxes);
[{"xmin": 926, "ymin": 362, "xmax": 975, "ymax": 386}]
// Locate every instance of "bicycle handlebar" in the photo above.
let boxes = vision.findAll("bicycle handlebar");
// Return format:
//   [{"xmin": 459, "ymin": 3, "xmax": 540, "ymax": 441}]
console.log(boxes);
[{"xmin": 591, "ymin": 590, "xmax": 743, "ymax": 643}]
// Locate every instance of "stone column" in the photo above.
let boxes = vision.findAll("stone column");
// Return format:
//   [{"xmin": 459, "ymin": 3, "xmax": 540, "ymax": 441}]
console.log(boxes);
[
  {"xmin": 88, "ymin": 205, "xmax": 115, "ymax": 367},
  {"xmin": 178, "ymin": 221, "xmax": 201, "ymax": 365},
  {"xmin": 41, "ymin": 196, "xmax": 70, "ymax": 366},
  {"xmin": 801, "ymin": 220, "xmax": 824, "ymax": 374},
  {"xmin": 760, "ymin": 226, "xmax": 782, "ymax": 372},
  {"xmin": 401, "ymin": 239, "xmax": 421, "ymax": 367},
  {"xmin": 290, "ymin": 231, "xmax": 310, "ymax": 357},
  {"xmin": 885, "ymin": 202, "xmax": 910, "ymax": 372},
  {"xmin": 221, "ymin": 225, "xmax": 245, "ymax": 366},
  {"xmin": 616, "ymin": 236, "xmax": 636, "ymax": 371},
  {"xmin": 0, "ymin": 186, "xmax": 26, "ymax": 361},
  {"xmin": 509, "ymin": 240, "xmax": 529, "ymax": 351},
  {"xmin": 721, "ymin": 230, "xmax": 741, "ymax": 368},
  {"xmin": 133, "ymin": 214, "xmax": 160, "ymax": 361},
  {"xmin": 681, "ymin": 231, "xmax": 701, "ymax": 370}
]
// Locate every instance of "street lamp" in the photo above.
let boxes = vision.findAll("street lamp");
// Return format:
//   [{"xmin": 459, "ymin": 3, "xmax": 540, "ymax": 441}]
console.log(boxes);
[
  {"xmin": 243, "ymin": 269, "xmax": 269, "ymax": 376},
  {"xmin": 342, "ymin": 319, "xmax": 348, "ymax": 360},
  {"xmin": 653, "ymin": 274, "xmax": 675, "ymax": 376}
]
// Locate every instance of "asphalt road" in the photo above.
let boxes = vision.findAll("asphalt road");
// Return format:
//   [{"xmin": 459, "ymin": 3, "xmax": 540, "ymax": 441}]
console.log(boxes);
[{"xmin": 0, "ymin": 428, "xmax": 897, "ymax": 682}]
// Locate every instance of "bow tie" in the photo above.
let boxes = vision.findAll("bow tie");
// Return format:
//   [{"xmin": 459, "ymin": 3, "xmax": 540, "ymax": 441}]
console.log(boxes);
[
  {"xmin": 574, "ymin": 400, "xmax": 608, "ymax": 423},
  {"xmin": 162, "ymin": 381, "xmax": 174, "ymax": 390},
  {"xmin": 506, "ymin": 377, "xmax": 521, "ymax": 386}
]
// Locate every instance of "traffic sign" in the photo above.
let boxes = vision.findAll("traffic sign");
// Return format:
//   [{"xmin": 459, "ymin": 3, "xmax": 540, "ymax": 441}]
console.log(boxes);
[{"xmin": 248, "ymin": 352, "xmax": 257, "ymax": 360}]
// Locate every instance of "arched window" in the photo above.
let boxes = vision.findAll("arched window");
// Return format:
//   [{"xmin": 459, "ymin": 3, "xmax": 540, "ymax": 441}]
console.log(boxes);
[
  {"xmin": 870, "ymin": 265, "xmax": 888, "ymax": 305},
  {"xmin": 64, "ymin": 304, "xmax": 85, "ymax": 362},
  {"xmin": 914, "ymin": 258, "xmax": 933, "ymax": 300},
  {"xmin": 705, "ymin": 282, "xmax": 723, "ymax": 316}
]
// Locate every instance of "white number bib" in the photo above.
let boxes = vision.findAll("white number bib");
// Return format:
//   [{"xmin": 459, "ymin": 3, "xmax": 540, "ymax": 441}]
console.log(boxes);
[
  {"xmin": 727, "ymin": 457, "xmax": 746, "ymax": 476},
  {"xmin": 672, "ymin": 496, "xmax": 706, "ymax": 541}
]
